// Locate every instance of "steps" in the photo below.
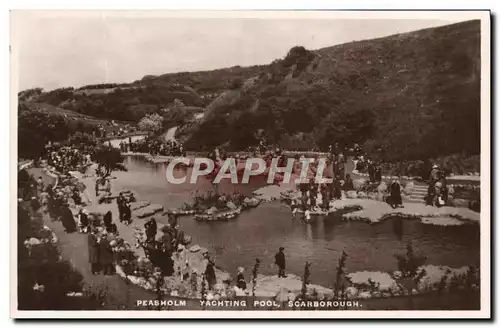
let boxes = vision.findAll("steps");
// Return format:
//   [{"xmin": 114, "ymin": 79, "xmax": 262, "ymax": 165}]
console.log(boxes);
[{"xmin": 406, "ymin": 184, "xmax": 428, "ymax": 203}]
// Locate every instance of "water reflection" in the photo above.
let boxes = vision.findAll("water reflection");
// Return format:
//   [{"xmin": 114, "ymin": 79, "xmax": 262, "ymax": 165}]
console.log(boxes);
[{"xmin": 392, "ymin": 216, "xmax": 404, "ymax": 241}]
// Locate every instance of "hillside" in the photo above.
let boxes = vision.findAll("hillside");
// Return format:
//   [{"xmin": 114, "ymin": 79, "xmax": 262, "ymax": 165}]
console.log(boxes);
[
  {"xmin": 21, "ymin": 102, "xmax": 120, "ymax": 125},
  {"xmin": 18, "ymin": 65, "xmax": 264, "ymax": 123},
  {"xmin": 19, "ymin": 20, "xmax": 481, "ymax": 162},
  {"xmin": 183, "ymin": 20, "xmax": 481, "ymax": 161},
  {"xmin": 17, "ymin": 101, "xmax": 137, "ymax": 159}
]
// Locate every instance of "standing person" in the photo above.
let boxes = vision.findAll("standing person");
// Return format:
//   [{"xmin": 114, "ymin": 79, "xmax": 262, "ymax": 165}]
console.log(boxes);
[
  {"xmin": 333, "ymin": 177, "xmax": 342, "ymax": 200},
  {"xmin": 99, "ymin": 232, "xmax": 115, "ymax": 275},
  {"xmin": 95, "ymin": 177, "xmax": 101, "ymax": 197},
  {"xmin": 236, "ymin": 267, "xmax": 247, "ymax": 291},
  {"xmin": 389, "ymin": 180, "xmax": 403, "ymax": 209},
  {"xmin": 425, "ymin": 184, "xmax": 436, "ymax": 206},
  {"xmin": 343, "ymin": 174, "xmax": 354, "ymax": 191},
  {"xmin": 435, "ymin": 181, "xmax": 445, "ymax": 207},
  {"xmin": 145, "ymin": 218, "xmax": 158, "ymax": 242},
  {"xmin": 88, "ymin": 228, "xmax": 100, "ymax": 274},
  {"xmin": 30, "ymin": 196, "xmax": 40, "ymax": 211},
  {"xmin": 300, "ymin": 186, "xmax": 309, "ymax": 208},
  {"xmin": 122, "ymin": 201, "xmax": 132, "ymax": 225},
  {"xmin": 173, "ymin": 225, "xmax": 185, "ymax": 249},
  {"xmin": 298, "ymin": 181, "xmax": 308, "ymax": 199},
  {"xmin": 367, "ymin": 160, "xmax": 375, "ymax": 183},
  {"xmin": 60, "ymin": 203, "xmax": 77, "ymax": 233},
  {"xmin": 304, "ymin": 207, "xmax": 312, "ymax": 223},
  {"xmin": 179, "ymin": 143, "xmax": 185, "ymax": 157},
  {"xmin": 117, "ymin": 192, "xmax": 125, "ymax": 222},
  {"xmin": 79, "ymin": 208, "xmax": 90, "ymax": 233},
  {"xmin": 275, "ymin": 247, "xmax": 286, "ymax": 278},
  {"xmin": 167, "ymin": 213, "xmax": 178, "ymax": 228},
  {"xmin": 333, "ymin": 142, "xmax": 341, "ymax": 157},
  {"xmin": 36, "ymin": 176, "xmax": 44, "ymax": 193},
  {"xmin": 429, "ymin": 165, "xmax": 440, "ymax": 185},
  {"xmin": 337, "ymin": 153, "xmax": 345, "ymax": 180},
  {"xmin": 309, "ymin": 182, "xmax": 317, "ymax": 208},
  {"xmin": 104, "ymin": 179, "xmax": 112, "ymax": 196},
  {"xmin": 375, "ymin": 164, "xmax": 382, "ymax": 183},
  {"xmin": 205, "ymin": 258, "xmax": 217, "ymax": 290},
  {"xmin": 158, "ymin": 228, "xmax": 175, "ymax": 276},
  {"xmin": 291, "ymin": 199, "xmax": 299, "ymax": 219},
  {"xmin": 159, "ymin": 226, "xmax": 174, "ymax": 253},
  {"xmin": 103, "ymin": 211, "xmax": 118, "ymax": 235}
]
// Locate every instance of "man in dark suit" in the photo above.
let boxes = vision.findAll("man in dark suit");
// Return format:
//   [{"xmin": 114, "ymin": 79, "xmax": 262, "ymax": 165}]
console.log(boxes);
[{"xmin": 275, "ymin": 247, "xmax": 287, "ymax": 278}]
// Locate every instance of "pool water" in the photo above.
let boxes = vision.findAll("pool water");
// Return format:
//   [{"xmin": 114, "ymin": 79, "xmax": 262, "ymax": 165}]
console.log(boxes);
[{"xmin": 111, "ymin": 156, "xmax": 480, "ymax": 288}]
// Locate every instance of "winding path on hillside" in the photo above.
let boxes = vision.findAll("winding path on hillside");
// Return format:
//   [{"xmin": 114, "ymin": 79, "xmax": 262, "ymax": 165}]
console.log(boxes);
[{"xmin": 164, "ymin": 126, "xmax": 178, "ymax": 143}]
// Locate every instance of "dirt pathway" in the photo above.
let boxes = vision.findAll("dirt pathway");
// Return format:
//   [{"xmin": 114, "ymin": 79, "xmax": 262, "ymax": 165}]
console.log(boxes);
[{"xmin": 30, "ymin": 167, "xmax": 202, "ymax": 310}]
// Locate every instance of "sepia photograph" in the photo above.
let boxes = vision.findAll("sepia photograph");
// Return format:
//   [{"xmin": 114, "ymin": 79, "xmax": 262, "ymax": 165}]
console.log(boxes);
[{"xmin": 10, "ymin": 10, "xmax": 490, "ymax": 319}]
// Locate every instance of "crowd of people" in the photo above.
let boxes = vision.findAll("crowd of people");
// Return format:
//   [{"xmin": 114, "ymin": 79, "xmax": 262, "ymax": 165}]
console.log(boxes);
[
  {"xmin": 137, "ymin": 216, "xmax": 190, "ymax": 277},
  {"xmin": 17, "ymin": 165, "xmax": 123, "ymax": 276},
  {"xmin": 123, "ymin": 138, "xmax": 186, "ymax": 157},
  {"xmin": 286, "ymin": 143, "xmax": 357, "ymax": 217},
  {"xmin": 425, "ymin": 164, "xmax": 449, "ymax": 207},
  {"xmin": 19, "ymin": 130, "xmax": 466, "ymax": 302},
  {"xmin": 44, "ymin": 145, "xmax": 92, "ymax": 175},
  {"xmin": 95, "ymin": 121, "xmax": 138, "ymax": 139},
  {"xmin": 292, "ymin": 173, "xmax": 355, "ymax": 215}
]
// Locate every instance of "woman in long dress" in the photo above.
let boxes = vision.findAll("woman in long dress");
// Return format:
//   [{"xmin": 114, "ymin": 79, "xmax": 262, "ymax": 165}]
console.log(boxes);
[
  {"xmin": 103, "ymin": 211, "xmax": 118, "ymax": 235},
  {"xmin": 60, "ymin": 203, "xmax": 77, "ymax": 233},
  {"xmin": 389, "ymin": 180, "xmax": 403, "ymax": 209},
  {"xmin": 88, "ymin": 229, "xmax": 100, "ymax": 274},
  {"xmin": 98, "ymin": 232, "xmax": 115, "ymax": 275}
]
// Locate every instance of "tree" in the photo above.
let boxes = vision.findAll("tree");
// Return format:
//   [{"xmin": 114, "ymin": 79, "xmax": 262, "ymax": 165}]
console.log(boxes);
[
  {"xmin": 18, "ymin": 109, "xmax": 71, "ymax": 159},
  {"xmin": 252, "ymin": 258, "xmax": 260, "ymax": 302},
  {"xmin": 315, "ymin": 108, "xmax": 375, "ymax": 150},
  {"xmin": 19, "ymin": 109, "xmax": 70, "ymax": 143},
  {"xmin": 282, "ymin": 46, "xmax": 315, "ymax": 70},
  {"xmin": 394, "ymin": 243, "xmax": 427, "ymax": 296},
  {"xmin": 92, "ymin": 145, "xmax": 127, "ymax": 178},
  {"xmin": 18, "ymin": 88, "xmax": 43, "ymax": 102},
  {"xmin": 65, "ymin": 132, "xmax": 98, "ymax": 151},
  {"xmin": 334, "ymin": 251, "xmax": 348, "ymax": 299},
  {"xmin": 138, "ymin": 113, "xmax": 164, "ymax": 135},
  {"xmin": 18, "ymin": 127, "xmax": 47, "ymax": 160}
]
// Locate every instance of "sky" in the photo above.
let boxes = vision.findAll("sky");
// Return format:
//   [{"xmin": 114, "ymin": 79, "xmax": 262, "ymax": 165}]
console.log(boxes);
[{"xmin": 12, "ymin": 12, "xmax": 463, "ymax": 91}]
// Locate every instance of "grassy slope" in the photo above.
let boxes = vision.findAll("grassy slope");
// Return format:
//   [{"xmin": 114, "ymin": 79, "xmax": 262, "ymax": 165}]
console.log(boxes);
[
  {"xmin": 19, "ymin": 102, "xmax": 133, "ymax": 139},
  {"xmin": 20, "ymin": 20, "xmax": 480, "ymax": 162},
  {"xmin": 185, "ymin": 20, "xmax": 480, "ymax": 161},
  {"xmin": 313, "ymin": 20, "xmax": 480, "ymax": 158},
  {"xmin": 22, "ymin": 102, "xmax": 115, "ymax": 125}
]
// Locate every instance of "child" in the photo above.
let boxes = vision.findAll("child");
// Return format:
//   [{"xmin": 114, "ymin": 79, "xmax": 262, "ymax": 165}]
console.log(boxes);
[
  {"xmin": 236, "ymin": 267, "xmax": 247, "ymax": 291},
  {"xmin": 291, "ymin": 199, "xmax": 299, "ymax": 219},
  {"xmin": 304, "ymin": 207, "xmax": 312, "ymax": 223},
  {"xmin": 79, "ymin": 208, "xmax": 90, "ymax": 233}
]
